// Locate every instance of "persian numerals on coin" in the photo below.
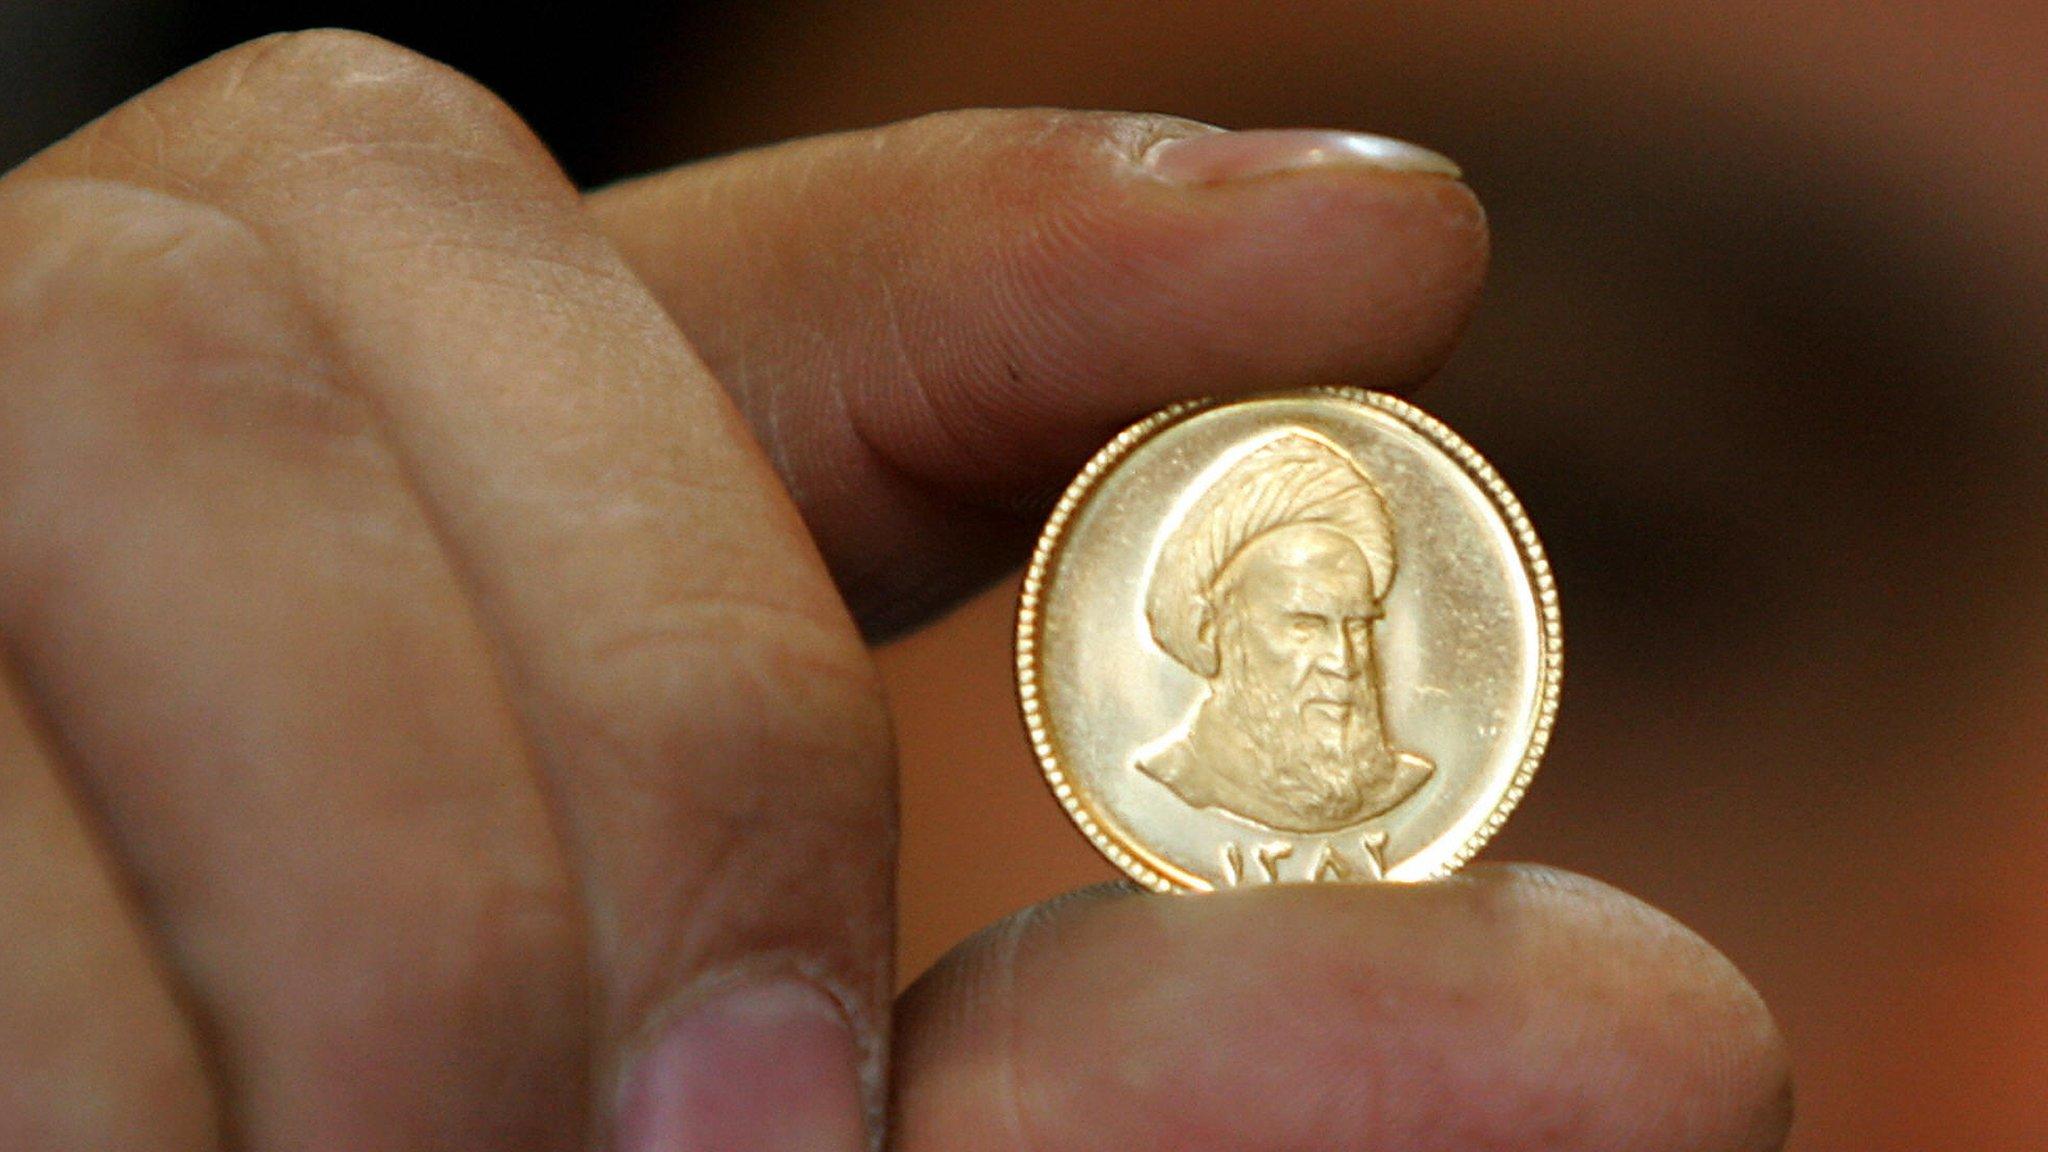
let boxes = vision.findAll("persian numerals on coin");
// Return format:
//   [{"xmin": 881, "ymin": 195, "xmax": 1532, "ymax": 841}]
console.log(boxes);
[{"xmin": 1016, "ymin": 389, "xmax": 1561, "ymax": 890}]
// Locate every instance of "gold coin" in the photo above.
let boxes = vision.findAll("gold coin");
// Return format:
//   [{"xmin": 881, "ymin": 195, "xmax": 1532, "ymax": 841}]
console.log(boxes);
[{"xmin": 1016, "ymin": 389, "xmax": 1560, "ymax": 889}]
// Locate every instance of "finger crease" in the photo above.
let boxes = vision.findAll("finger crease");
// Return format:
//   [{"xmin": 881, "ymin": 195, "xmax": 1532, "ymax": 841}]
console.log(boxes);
[{"xmin": 0, "ymin": 642, "xmax": 237, "ymax": 1149}]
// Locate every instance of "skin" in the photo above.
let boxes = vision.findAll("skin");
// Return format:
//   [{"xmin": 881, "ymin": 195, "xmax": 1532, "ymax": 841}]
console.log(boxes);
[
  {"xmin": 0, "ymin": 30, "xmax": 1791, "ymax": 1152},
  {"xmin": 709, "ymin": 4, "xmax": 2048, "ymax": 1147}
]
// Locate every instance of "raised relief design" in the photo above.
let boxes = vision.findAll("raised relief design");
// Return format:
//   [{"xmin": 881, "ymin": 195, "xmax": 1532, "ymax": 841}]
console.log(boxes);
[
  {"xmin": 1254, "ymin": 842, "xmax": 1293, "ymax": 882},
  {"xmin": 1219, "ymin": 833, "xmax": 1391, "ymax": 886},
  {"xmin": 1309, "ymin": 843, "xmax": 1356, "ymax": 882},
  {"xmin": 1222, "ymin": 842, "xmax": 1246, "ymax": 886},
  {"xmin": 1136, "ymin": 431, "xmax": 1434, "ymax": 835},
  {"xmin": 1358, "ymin": 830, "xmax": 1389, "ymax": 876}
]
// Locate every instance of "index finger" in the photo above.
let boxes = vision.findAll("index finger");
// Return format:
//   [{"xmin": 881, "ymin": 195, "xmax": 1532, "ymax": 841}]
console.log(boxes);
[{"xmin": 590, "ymin": 112, "xmax": 1488, "ymax": 635}]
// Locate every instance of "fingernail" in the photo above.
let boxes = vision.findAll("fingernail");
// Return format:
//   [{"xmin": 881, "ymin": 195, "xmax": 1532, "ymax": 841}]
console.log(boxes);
[
  {"xmin": 1144, "ymin": 128, "xmax": 1463, "ymax": 185},
  {"xmin": 619, "ymin": 981, "xmax": 867, "ymax": 1152}
]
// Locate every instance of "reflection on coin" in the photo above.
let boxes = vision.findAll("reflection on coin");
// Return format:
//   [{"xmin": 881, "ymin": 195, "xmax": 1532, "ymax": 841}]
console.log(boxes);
[{"xmin": 1016, "ymin": 389, "xmax": 1560, "ymax": 889}]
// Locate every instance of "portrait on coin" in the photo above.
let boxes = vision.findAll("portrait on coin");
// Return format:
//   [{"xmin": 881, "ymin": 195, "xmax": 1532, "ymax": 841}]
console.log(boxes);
[{"xmin": 1135, "ymin": 431, "xmax": 1434, "ymax": 834}]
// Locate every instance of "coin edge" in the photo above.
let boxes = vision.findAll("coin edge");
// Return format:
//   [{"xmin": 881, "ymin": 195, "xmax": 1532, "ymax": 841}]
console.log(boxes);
[{"xmin": 1014, "ymin": 388, "xmax": 1563, "ymax": 891}]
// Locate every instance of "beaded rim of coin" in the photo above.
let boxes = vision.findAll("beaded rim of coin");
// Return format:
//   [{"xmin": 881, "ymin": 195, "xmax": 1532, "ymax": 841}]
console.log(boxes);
[{"xmin": 1015, "ymin": 387, "xmax": 1562, "ymax": 891}]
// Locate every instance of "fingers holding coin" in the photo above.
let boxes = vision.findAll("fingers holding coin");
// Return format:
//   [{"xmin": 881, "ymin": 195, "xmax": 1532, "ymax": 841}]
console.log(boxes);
[
  {"xmin": 0, "ymin": 28, "xmax": 1789, "ymax": 1152},
  {"xmin": 591, "ymin": 111, "xmax": 1489, "ymax": 635}
]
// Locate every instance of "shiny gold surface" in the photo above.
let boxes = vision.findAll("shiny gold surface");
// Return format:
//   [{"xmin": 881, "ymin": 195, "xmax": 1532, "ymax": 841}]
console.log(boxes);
[{"xmin": 1017, "ymin": 389, "xmax": 1560, "ymax": 889}]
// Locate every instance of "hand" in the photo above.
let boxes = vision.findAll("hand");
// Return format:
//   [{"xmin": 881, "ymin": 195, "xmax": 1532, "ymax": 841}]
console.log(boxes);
[{"xmin": 0, "ymin": 31, "xmax": 1790, "ymax": 1152}]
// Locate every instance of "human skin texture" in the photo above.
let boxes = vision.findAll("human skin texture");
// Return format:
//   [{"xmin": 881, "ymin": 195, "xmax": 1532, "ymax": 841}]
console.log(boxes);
[
  {"xmin": 655, "ymin": 3, "xmax": 2048, "ymax": 1149},
  {"xmin": 0, "ymin": 30, "xmax": 1792, "ymax": 1152}
]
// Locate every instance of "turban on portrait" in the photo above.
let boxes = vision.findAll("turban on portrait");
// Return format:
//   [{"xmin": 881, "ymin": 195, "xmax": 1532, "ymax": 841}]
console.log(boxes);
[{"xmin": 1145, "ymin": 431, "xmax": 1397, "ymax": 676}]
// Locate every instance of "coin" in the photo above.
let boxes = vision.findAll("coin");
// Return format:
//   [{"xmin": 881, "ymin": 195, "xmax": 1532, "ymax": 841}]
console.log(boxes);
[{"xmin": 1016, "ymin": 389, "xmax": 1560, "ymax": 889}]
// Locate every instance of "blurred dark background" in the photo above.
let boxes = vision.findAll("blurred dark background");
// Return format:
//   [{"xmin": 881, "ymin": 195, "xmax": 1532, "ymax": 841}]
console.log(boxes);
[
  {"xmin": 1, "ymin": 0, "xmax": 738, "ymax": 181},
  {"xmin": 6, "ymin": 3, "xmax": 2045, "ymax": 1149}
]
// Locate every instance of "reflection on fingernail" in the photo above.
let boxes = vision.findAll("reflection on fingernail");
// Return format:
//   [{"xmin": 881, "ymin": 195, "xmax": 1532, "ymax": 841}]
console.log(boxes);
[
  {"xmin": 1144, "ymin": 129, "xmax": 1463, "ymax": 186},
  {"xmin": 619, "ymin": 981, "xmax": 866, "ymax": 1152}
]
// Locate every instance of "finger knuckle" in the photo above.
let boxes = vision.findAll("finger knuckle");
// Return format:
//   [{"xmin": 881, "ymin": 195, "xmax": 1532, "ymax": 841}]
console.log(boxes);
[
  {"xmin": 63, "ymin": 29, "xmax": 553, "ymax": 201},
  {"xmin": 561, "ymin": 595, "xmax": 892, "ymax": 826},
  {"xmin": 0, "ymin": 178, "xmax": 378, "ymax": 449},
  {"xmin": 217, "ymin": 29, "xmax": 539, "ymax": 161},
  {"xmin": 536, "ymin": 596, "xmax": 894, "ymax": 1017}
]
